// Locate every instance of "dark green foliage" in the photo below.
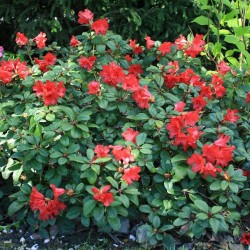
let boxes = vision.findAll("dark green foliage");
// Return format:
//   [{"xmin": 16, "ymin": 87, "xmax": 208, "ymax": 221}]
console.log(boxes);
[{"xmin": 0, "ymin": 0, "xmax": 204, "ymax": 52}]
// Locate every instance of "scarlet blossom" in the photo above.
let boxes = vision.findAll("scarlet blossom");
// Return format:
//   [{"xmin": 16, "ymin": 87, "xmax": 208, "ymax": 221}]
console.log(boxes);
[
  {"xmin": 174, "ymin": 101, "xmax": 186, "ymax": 112},
  {"xmin": 92, "ymin": 185, "xmax": 114, "ymax": 207},
  {"xmin": 182, "ymin": 111, "xmax": 200, "ymax": 126},
  {"xmin": 192, "ymin": 95, "xmax": 207, "ymax": 111},
  {"xmin": 91, "ymin": 18, "xmax": 109, "ymax": 35},
  {"xmin": 128, "ymin": 64, "xmax": 143, "ymax": 76},
  {"xmin": 200, "ymin": 85, "xmax": 213, "ymax": 100},
  {"xmin": 94, "ymin": 144, "xmax": 110, "ymax": 158},
  {"xmin": 175, "ymin": 34, "xmax": 187, "ymax": 50},
  {"xmin": 34, "ymin": 32, "xmax": 47, "ymax": 49},
  {"xmin": 110, "ymin": 145, "xmax": 134, "ymax": 164},
  {"xmin": 78, "ymin": 9, "xmax": 94, "ymax": 25},
  {"xmin": 70, "ymin": 35, "xmax": 81, "ymax": 47},
  {"xmin": 125, "ymin": 54, "xmax": 132, "ymax": 62},
  {"xmin": 132, "ymin": 86, "xmax": 152, "ymax": 109},
  {"xmin": 122, "ymin": 166, "xmax": 141, "ymax": 185},
  {"xmin": 100, "ymin": 61, "xmax": 125, "ymax": 87},
  {"xmin": 33, "ymin": 80, "xmax": 66, "ymax": 106},
  {"xmin": 15, "ymin": 32, "xmax": 28, "ymax": 46},
  {"xmin": 122, "ymin": 128, "xmax": 140, "ymax": 143},
  {"xmin": 187, "ymin": 153, "xmax": 220, "ymax": 178},
  {"xmin": 168, "ymin": 61, "xmax": 179, "ymax": 74},
  {"xmin": 88, "ymin": 81, "xmax": 101, "ymax": 95},
  {"xmin": 145, "ymin": 36, "xmax": 155, "ymax": 50},
  {"xmin": 202, "ymin": 134, "xmax": 235, "ymax": 167},
  {"xmin": 78, "ymin": 55, "xmax": 96, "ymax": 71},
  {"xmin": 121, "ymin": 74, "xmax": 140, "ymax": 91},
  {"xmin": 240, "ymin": 232, "xmax": 250, "ymax": 245},
  {"xmin": 246, "ymin": 92, "xmax": 250, "ymax": 103},
  {"xmin": 178, "ymin": 68, "xmax": 196, "ymax": 85},
  {"xmin": 30, "ymin": 184, "xmax": 66, "ymax": 221},
  {"xmin": 129, "ymin": 39, "xmax": 143, "ymax": 54},
  {"xmin": 184, "ymin": 34, "xmax": 205, "ymax": 58},
  {"xmin": 35, "ymin": 52, "xmax": 57, "ymax": 73},
  {"xmin": 158, "ymin": 42, "xmax": 173, "ymax": 56},
  {"xmin": 164, "ymin": 74, "xmax": 179, "ymax": 89},
  {"xmin": 0, "ymin": 68, "xmax": 12, "ymax": 83},
  {"xmin": 166, "ymin": 116, "xmax": 183, "ymax": 138},
  {"xmin": 217, "ymin": 60, "xmax": 231, "ymax": 75},
  {"xmin": 223, "ymin": 109, "xmax": 240, "ymax": 123}
]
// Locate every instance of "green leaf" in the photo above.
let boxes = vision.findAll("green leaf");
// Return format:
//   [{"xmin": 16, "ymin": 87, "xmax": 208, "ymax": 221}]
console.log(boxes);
[
  {"xmin": 93, "ymin": 157, "xmax": 112, "ymax": 164},
  {"xmin": 68, "ymin": 155, "xmax": 86, "ymax": 163},
  {"xmin": 171, "ymin": 154, "xmax": 187, "ymax": 164},
  {"xmin": 77, "ymin": 111, "xmax": 92, "ymax": 121},
  {"xmin": 209, "ymin": 218, "xmax": 220, "ymax": 234},
  {"xmin": 107, "ymin": 216, "xmax": 121, "ymax": 231},
  {"xmin": 106, "ymin": 176, "xmax": 119, "ymax": 189},
  {"xmin": 196, "ymin": 213, "xmax": 208, "ymax": 220},
  {"xmin": 127, "ymin": 113, "xmax": 149, "ymax": 120},
  {"xmin": 66, "ymin": 206, "xmax": 82, "ymax": 219},
  {"xmin": 192, "ymin": 16, "xmax": 213, "ymax": 25},
  {"xmin": 152, "ymin": 216, "xmax": 161, "ymax": 228},
  {"xmin": 194, "ymin": 200, "xmax": 209, "ymax": 213},
  {"xmin": 136, "ymin": 133, "xmax": 147, "ymax": 146},
  {"xmin": 211, "ymin": 206, "xmax": 222, "ymax": 214},
  {"xmin": 173, "ymin": 218, "xmax": 188, "ymax": 226},
  {"xmin": 146, "ymin": 66, "xmax": 162, "ymax": 73},
  {"xmin": 96, "ymin": 44, "xmax": 106, "ymax": 53},
  {"xmin": 106, "ymin": 40, "xmax": 117, "ymax": 51},
  {"xmin": 76, "ymin": 124, "xmax": 89, "ymax": 132},
  {"xmin": 165, "ymin": 93, "xmax": 180, "ymax": 103},
  {"xmin": 119, "ymin": 194, "xmax": 130, "ymax": 208},
  {"xmin": 93, "ymin": 206, "xmax": 105, "ymax": 221},
  {"xmin": 229, "ymin": 182, "xmax": 239, "ymax": 193},
  {"xmin": 86, "ymin": 169, "xmax": 97, "ymax": 184},
  {"xmin": 55, "ymin": 106, "xmax": 75, "ymax": 121},
  {"xmin": 139, "ymin": 205, "xmax": 152, "ymax": 213},
  {"xmin": 86, "ymin": 149, "xmax": 94, "ymax": 161},
  {"xmin": 8, "ymin": 201, "xmax": 25, "ymax": 216},
  {"xmin": 210, "ymin": 181, "xmax": 221, "ymax": 191},
  {"xmin": 83, "ymin": 199, "xmax": 97, "ymax": 216},
  {"xmin": 45, "ymin": 113, "xmax": 55, "ymax": 121}
]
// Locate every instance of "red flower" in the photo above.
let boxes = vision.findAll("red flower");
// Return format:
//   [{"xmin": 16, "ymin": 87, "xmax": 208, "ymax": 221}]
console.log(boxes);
[
  {"xmin": 16, "ymin": 32, "xmax": 28, "ymax": 46},
  {"xmin": 0, "ymin": 68, "xmax": 12, "ymax": 83},
  {"xmin": 35, "ymin": 52, "xmax": 57, "ymax": 72},
  {"xmin": 240, "ymin": 232, "xmax": 250, "ymax": 245},
  {"xmin": 94, "ymin": 144, "xmax": 110, "ymax": 158},
  {"xmin": 70, "ymin": 35, "xmax": 81, "ymax": 47},
  {"xmin": 145, "ymin": 36, "xmax": 155, "ymax": 50},
  {"xmin": 88, "ymin": 81, "xmax": 101, "ymax": 95},
  {"xmin": 129, "ymin": 39, "xmax": 143, "ymax": 54},
  {"xmin": 223, "ymin": 109, "xmax": 240, "ymax": 123},
  {"xmin": 91, "ymin": 18, "xmax": 109, "ymax": 35},
  {"xmin": 110, "ymin": 145, "xmax": 134, "ymax": 164},
  {"xmin": 121, "ymin": 74, "xmax": 140, "ymax": 91},
  {"xmin": 175, "ymin": 34, "xmax": 187, "ymax": 50},
  {"xmin": 122, "ymin": 166, "xmax": 141, "ymax": 185},
  {"xmin": 33, "ymin": 80, "xmax": 66, "ymax": 106},
  {"xmin": 122, "ymin": 128, "xmax": 139, "ymax": 143},
  {"xmin": 174, "ymin": 101, "xmax": 186, "ymax": 112},
  {"xmin": 92, "ymin": 185, "xmax": 114, "ymax": 207},
  {"xmin": 192, "ymin": 95, "xmax": 207, "ymax": 111},
  {"xmin": 78, "ymin": 9, "xmax": 94, "ymax": 25},
  {"xmin": 125, "ymin": 54, "xmax": 132, "ymax": 62},
  {"xmin": 132, "ymin": 86, "xmax": 152, "ymax": 109},
  {"xmin": 164, "ymin": 74, "xmax": 179, "ymax": 89},
  {"xmin": 217, "ymin": 60, "xmax": 231, "ymax": 75},
  {"xmin": 166, "ymin": 116, "xmax": 183, "ymax": 138},
  {"xmin": 128, "ymin": 64, "xmax": 143, "ymax": 76},
  {"xmin": 158, "ymin": 42, "xmax": 173, "ymax": 56},
  {"xmin": 78, "ymin": 55, "xmax": 96, "ymax": 71},
  {"xmin": 182, "ymin": 111, "xmax": 200, "ymax": 127},
  {"xmin": 34, "ymin": 32, "xmax": 47, "ymax": 49},
  {"xmin": 184, "ymin": 34, "xmax": 205, "ymax": 58},
  {"xmin": 168, "ymin": 61, "xmax": 179, "ymax": 74},
  {"xmin": 100, "ymin": 62, "xmax": 125, "ymax": 87},
  {"xmin": 30, "ymin": 184, "xmax": 66, "ymax": 221}
]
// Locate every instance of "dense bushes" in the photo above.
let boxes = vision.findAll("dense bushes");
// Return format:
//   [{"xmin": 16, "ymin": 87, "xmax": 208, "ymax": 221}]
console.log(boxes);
[{"xmin": 0, "ymin": 8, "xmax": 250, "ymax": 249}]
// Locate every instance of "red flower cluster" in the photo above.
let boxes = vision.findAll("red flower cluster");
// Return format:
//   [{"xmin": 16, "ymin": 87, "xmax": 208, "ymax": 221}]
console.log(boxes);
[
  {"xmin": 187, "ymin": 134, "xmax": 235, "ymax": 178},
  {"xmin": 176, "ymin": 34, "xmax": 205, "ymax": 58},
  {"xmin": 34, "ymin": 52, "xmax": 57, "ymax": 73},
  {"xmin": 158, "ymin": 42, "xmax": 173, "ymax": 56},
  {"xmin": 88, "ymin": 81, "xmax": 101, "ymax": 95},
  {"xmin": 144, "ymin": 36, "xmax": 155, "ymax": 50},
  {"xmin": 30, "ymin": 184, "xmax": 66, "ymax": 221},
  {"xmin": 223, "ymin": 109, "xmax": 240, "ymax": 123},
  {"xmin": 33, "ymin": 80, "xmax": 66, "ymax": 105},
  {"xmin": 92, "ymin": 185, "xmax": 114, "ymax": 206},
  {"xmin": 94, "ymin": 144, "xmax": 110, "ymax": 158},
  {"xmin": 110, "ymin": 145, "xmax": 134, "ymax": 164},
  {"xmin": 0, "ymin": 59, "xmax": 29, "ymax": 84},
  {"xmin": 132, "ymin": 86, "xmax": 152, "ymax": 109},
  {"xmin": 70, "ymin": 35, "xmax": 81, "ymax": 47},
  {"xmin": 166, "ymin": 111, "xmax": 202, "ymax": 151},
  {"xmin": 78, "ymin": 55, "xmax": 96, "ymax": 71},
  {"xmin": 240, "ymin": 232, "xmax": 250, "ymax": 245},
  {"xmin": 122, "ymin": 128, "xmax": 139, "ymax": 143},
  {"xmin": 129, "ymin": 39, "xmax": 143, "ymax": 54},
  {"xmin": 34, "ymin": 32, "xmax": 47, "ymax": 49},
  {"xmin": 16, "ymin": 32, "xmax": 28, "ymax": 46},
  {"xmin": 217, "ymin": 60, "xmax": 231, "ymax": 75},
  {"xmin": 91, "ymin": 19, "xmax": 109, "ymax": 35},
  {"xmin": 78, "ymin": 9, "xmax": 94, "ymax": 25},
  {"xmin": 122, "ymin": 166, "xmax": 141, "ymax": 185}
]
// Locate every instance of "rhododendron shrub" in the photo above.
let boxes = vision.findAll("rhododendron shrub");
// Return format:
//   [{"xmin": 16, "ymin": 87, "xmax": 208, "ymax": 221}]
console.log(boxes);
[{"xmin": 0, "ymin": 9, "xmax": 250, "ymax": 248}]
